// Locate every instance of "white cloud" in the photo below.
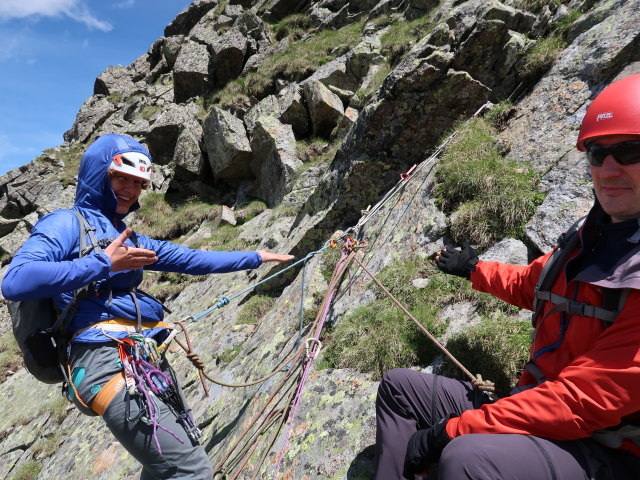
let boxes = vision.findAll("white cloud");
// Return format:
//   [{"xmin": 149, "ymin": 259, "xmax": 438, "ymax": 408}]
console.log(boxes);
[
  {"xmin": 0, "ymin": 0, "xmax": 112, "ymax": 31},
  {"xmin": 0, "ymin": 36, "xmax": 21, "ymax": 62}
]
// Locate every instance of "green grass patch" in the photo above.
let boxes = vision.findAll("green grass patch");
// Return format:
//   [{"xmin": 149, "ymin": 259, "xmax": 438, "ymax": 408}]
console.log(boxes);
[
  {"xmin": 520, "ymin": 35, "xmax": 565, "ymax": 79},
  {"xmin": 212, "ymin": 20, "xmax": 364, "ymax": 108},
  {"xmin": 0, "ymin": 331, "xmax": 22, "ymax": 382},
  {"xmin": 106, "ymin": 92, "xmax": 124, "ymax": 104},
  {"xmin": 32, "ymin": 433, "xmax": 60, "ymax": 458},
  {"xmin": 484, "ymin": 100, "xmax": 516, "ymax": 130},
  {"xmin": 321, "ymin": 257, "xmax": 520, "ymax": 380},
  {"xmin": 234, "ymin": 200, "xmax": 268, "ymax": 225},
  {"xmin": 352, "ymin": 64, "xmax": 391, "ymax": 106},
  {"xmin": 520, "ymin": 8, "xmax": 582, "ymax": 79},
  {"xmin": 380, "ymin": 15, "xmax": 435, "ymax": 64},
  {"xmin": 48, "ymin": 395, "xmax": 70, "ymax": 424},
  {"xmin": 35, "ymin": 143, "xmax": 86, "ymax": 189},
  {"xmin": 441, "ymin": 316, "xmax": 532, "ymax": 397},
  {"xmin": 434, "ymin": 117, "xmax": 543, "ymax": 246},
  {"xmin": 139, "ymin": 271, "xmax": 200, "ymax": 303},
  {"xmin": 9, "ymin": 461, "xmax": 42, "ymax": 480},
  {"xmin": 235, "ymin": 294, "xmax": 277, "ymax": 325},
  {"xmin": 140, "ymin": 105, "xmax": 162, "ymax": 121},
  {"xmin": 219, "ymin": 345, "xmax": 242, "ymax": 363},
  {"xmin": 133, "ymin": 193, "xmax": 220, "ymax": 239},
  {"xmin": 189, "ymin": 223, "xmax": 253, "ymax": 252},
  {"xmin": 272, "ymin": 13, "xmax": 312, "ymax": 40}
]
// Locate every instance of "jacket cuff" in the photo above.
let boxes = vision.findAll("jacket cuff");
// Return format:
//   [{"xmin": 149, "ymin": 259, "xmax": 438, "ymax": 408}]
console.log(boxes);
[{"xmin": 445, "ymin": 416, "xmax": 460, "ymax": 439}]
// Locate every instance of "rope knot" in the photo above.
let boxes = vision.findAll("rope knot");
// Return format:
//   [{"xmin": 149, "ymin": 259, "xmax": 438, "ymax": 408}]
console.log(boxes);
[
  {"xmin": 216, "ymin": 296, "xmax": 231, "ymax": 308},
  {"xmin": 187, "ymin": 352, "xmax": 205, "ymax": 370}
]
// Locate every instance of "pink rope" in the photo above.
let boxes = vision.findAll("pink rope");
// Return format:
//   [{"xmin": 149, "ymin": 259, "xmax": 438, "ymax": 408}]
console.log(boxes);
[{"xmin": 271, "ymin": 251, "xmax": 349, "ymax": 479}]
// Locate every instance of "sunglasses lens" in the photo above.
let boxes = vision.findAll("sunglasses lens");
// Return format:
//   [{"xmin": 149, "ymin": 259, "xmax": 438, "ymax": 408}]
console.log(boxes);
[
  {"xmin": 586, "ymin": 146, "xmax": 605, "ymax": 166},
  {"xmin": 612, "ymin": 144, "xmax": 640, "ymax": 165},
  {"xmin": 586, "ymin": 141, "xmax": 640, "ymax": 166}
]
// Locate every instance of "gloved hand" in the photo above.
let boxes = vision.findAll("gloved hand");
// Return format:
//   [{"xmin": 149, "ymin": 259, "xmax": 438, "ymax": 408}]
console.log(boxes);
[
  {"xmin": 403, "ymin": 416, "xmax": 453, "ymax": 479},
  {"xmin": 435, "ymin": 242, "xmax": 479, "ymax": 279}
]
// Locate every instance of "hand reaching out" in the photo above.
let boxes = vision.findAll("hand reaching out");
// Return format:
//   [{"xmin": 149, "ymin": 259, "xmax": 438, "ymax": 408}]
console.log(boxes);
[
  {"xmin": 104, "ymin": 229, "xmax": 158, "ymax": 272},
  {"xmin": 257, "ymin": 250, "xmax": 295, "ymax": 264}
]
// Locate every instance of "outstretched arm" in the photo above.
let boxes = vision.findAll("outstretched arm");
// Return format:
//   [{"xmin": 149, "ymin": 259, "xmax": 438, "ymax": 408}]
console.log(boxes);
[{"xmin": 256, "ymin": 250, "xmax": 295, "ymax": 264}]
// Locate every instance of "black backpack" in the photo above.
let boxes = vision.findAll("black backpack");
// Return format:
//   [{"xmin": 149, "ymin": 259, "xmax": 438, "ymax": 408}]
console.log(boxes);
[{"xmin": 7, "ymin": 210, "xmax": 101, "ymax": 384}]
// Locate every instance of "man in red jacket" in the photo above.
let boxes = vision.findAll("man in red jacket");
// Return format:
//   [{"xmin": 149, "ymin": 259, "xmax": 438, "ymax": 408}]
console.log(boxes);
[{"xmin": 373, "ymin": 74, "xmax": 640, "ymax": 479}]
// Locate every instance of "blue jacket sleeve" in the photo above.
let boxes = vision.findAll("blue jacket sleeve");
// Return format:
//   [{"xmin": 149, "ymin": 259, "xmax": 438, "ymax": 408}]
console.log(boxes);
[
  {"xmin": 1, "ymin": 211, "xmax": 112, "ymax": 300},
  {"xmin": 136, "ymin": 233, "xmax": 262, "ymax": 274}
]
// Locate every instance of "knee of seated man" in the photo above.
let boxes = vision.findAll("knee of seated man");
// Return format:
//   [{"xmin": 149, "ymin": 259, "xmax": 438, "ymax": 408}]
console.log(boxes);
[
  {"xmin": 439, "ymin": 434, "xmax": 494, "ymax": 470},
  {"xmin": 379, "ymin": 368, "xmax": 428, "ymax": 391}
]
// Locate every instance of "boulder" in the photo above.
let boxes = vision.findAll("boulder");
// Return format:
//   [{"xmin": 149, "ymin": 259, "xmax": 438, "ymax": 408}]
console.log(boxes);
[
  {"xmin": 64, "ymin": 96, "xmax": 117, "ymax": 143},
  {"xmin": 164, "ymin": 0, "xmax": 217, "ymax": 37},
  {"xmin": 173, "ymin": 123, "xmax": 205, "ymax": 176},
  {"xmin": 203, "ymin": 107, "xmax": 253, "ymax": 180},
  {"xmin": 244, "ymin": 95, "xmax": 281, "ymax": 137},
  {"xmin": 279, "ymin": 84, "xmax": 310, "ymax": 138},
  {"xmin": 211, "ymin": 28, "xmax": 249, "ymax": 87},
  {"xmin": 147, "ymin": 103, "xmax": 195, "ymax": 164},
  {"xmin": 303, "ymin": 80, "xmax": 345, "ymax": 138},
  {"xmin": 451, "ymin": 18, "xmax": 528, "ymax": 100},
  {"xmin": 162, "ymin": 35, "xmax": 185, "ymax": 69},
  {"xmin": 94, "ymin": 65, "xmax": 139, "ymax": 98},
  {"xmin": 250, "ymin": 116, "xmax": 302, "ymax": 206},
  {"xmin": 265, "ymin": 0, "xmax": 308, "ymax": 22},
  {"xmin": 173, "ymin": 40, "xmax": 212, "ymax": 103}
]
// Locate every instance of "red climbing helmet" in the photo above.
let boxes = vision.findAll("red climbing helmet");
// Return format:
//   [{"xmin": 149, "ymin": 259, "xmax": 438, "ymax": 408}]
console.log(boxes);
[{"xmin": 576, "ymin": 73, "xmax": 640, "ymax": 151}]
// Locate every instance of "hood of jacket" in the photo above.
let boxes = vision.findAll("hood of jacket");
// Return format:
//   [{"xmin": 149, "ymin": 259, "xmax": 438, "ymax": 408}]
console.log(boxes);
[{"xmin": 74, "ymin": 134, "xmax": 151, "ymax": 221}]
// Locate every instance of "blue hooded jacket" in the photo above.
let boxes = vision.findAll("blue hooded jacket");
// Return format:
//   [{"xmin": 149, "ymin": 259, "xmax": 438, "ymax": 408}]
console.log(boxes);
[{"xmin": 2, "ymin": 134, "xmax": 262, "ymax": 342}]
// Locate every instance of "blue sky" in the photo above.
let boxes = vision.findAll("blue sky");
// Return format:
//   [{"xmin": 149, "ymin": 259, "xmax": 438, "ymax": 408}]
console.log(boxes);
[{"xmin": 0, "ymin": 0, "xmax": 192, "ymax": 176}]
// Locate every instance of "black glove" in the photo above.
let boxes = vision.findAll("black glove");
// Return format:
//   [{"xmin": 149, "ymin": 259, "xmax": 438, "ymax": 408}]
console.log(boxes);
[
  {"xmin": 435, "ymin": 242, "xmax": 479, "ymax": 279},
  {"xmin": 403, "ymin": 416, "xmax": 453, "ymax": 479}
]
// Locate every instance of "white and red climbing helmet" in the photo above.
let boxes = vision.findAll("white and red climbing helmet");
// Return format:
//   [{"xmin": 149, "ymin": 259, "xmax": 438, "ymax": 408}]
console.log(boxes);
[
  {"xmin": 109, "ymin": 151, "xmax": 152, "ymax": 187},
  {"xmin": 577, "ymin": 73, "xmax": 640, "ymax": 151}
]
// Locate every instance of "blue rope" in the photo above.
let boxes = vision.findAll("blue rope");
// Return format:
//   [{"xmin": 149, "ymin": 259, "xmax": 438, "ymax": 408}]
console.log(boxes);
[{"xmin": 188, "ymin": 241, "xmax": 332, "ymax": 322}]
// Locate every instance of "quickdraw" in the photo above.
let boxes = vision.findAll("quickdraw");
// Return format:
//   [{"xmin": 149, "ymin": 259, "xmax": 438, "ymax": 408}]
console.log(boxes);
[{"xmin": 116, "ymin": 333, "xmax": 202, "ymax": 450}]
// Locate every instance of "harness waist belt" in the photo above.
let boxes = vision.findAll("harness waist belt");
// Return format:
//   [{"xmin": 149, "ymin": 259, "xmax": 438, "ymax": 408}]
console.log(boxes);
[{"xmin": 72, "ymin": 318, "xmax": 171, "ymax": 340}]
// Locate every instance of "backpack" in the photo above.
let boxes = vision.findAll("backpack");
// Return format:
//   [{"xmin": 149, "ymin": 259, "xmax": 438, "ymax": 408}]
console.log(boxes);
[{"xmin": 8, "ymin": 210, "xmax": 101, "ymax": 384}]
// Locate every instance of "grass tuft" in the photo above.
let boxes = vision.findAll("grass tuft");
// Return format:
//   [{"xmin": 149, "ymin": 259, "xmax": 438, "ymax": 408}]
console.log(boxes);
[
  {"xmin": 441, "ymin": 316, "xmax": 532, "ymax": 397},
  {"xmin": 235, "ymin": 294, "xmax": 277, "ymax": 325},
  {"xmin": 133, "ymin": 194, "xmax": 220, "ymax": 240},
  {"xmin": 434, "ymin": 117, "xmax": 543, "ymax": 246},
  {"xmin": 9, "ymin": 461, "xmax": 42, "ymax": 480}
]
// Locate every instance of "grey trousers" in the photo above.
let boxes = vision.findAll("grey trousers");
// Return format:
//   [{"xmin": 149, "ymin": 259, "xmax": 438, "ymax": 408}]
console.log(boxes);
[
  {"xmin": 69, "ymin": 342, "xmax": 213, "ymax": 480},
  {"xmin": 374, "ymin": 369, "xmax": 640, "ymax": 480}
]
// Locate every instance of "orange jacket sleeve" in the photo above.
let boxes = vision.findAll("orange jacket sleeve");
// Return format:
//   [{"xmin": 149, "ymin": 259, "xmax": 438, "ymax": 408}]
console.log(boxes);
[
  {"xmin": 468, "ymin": 253, "xmax": 552, "ymax": 311},
  {"xmin": 446, "ymin": 257, "xmax": 640, "ymax": 443}
]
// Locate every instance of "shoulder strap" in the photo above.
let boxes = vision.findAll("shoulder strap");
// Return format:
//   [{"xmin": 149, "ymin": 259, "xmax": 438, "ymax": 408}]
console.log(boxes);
[
  {"xmin": 70, "ymin": 209, "xmax": 102, "ymax": 257},
  {"xmin": 531, "ymin": 216, "xmax": 585, "ymax": 327},
  {"xmin": 52, "ymin": 210, "xmax": 102, "ymax": 333}
]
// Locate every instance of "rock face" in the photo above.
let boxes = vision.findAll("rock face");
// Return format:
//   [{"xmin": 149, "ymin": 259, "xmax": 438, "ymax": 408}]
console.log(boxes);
[{"xmin": 2, "ymin": 0, "xmax": 640, "ymax": 479}]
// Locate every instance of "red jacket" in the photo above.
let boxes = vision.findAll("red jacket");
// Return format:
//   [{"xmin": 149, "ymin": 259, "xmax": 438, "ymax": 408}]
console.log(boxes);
[{"xmin": 445, "ymin": 248, "xmax": 640, "ymax": 456}]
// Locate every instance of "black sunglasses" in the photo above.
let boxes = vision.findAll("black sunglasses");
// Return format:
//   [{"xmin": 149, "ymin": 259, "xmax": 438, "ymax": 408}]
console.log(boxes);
[{"xmin": 585, "ymin": 141, "xmax": 640, "ymax": 166}]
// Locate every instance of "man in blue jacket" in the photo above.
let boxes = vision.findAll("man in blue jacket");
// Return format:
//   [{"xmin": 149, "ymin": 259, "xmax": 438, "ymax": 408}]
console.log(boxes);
[{"xmin": 2, "ymin": 133, "xmax": 293, "ymax": 479}]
